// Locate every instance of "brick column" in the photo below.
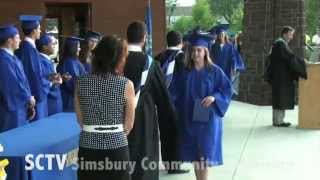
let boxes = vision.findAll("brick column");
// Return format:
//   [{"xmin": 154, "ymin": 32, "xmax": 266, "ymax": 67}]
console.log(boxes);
[{"xmin": 239, "ymin": 0, "xmax": 305, "ymax": 105}]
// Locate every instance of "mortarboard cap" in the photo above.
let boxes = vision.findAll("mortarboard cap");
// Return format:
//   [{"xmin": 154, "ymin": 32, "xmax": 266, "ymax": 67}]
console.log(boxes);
[
  {"xmin": 19, "ymin": 15, "xmax": 42, "ymax": 30},
  {"xmin": 215, "ymin": 24, "xmax": 229, "ymax": 35},
  {"xmin": 61, "ymin": 36, "xmax": 84, "ymax": 49},
  {"xmin": 62, "ymin": 36, "xmax": 84, "ymax": 43},
  {"xmin": 85, "ymin": 30, "xmax": 102, "ymax": 40},
  {"xmin": 0, "ymin": 25, "xmax": 19, "ymax": 41},
  {"xmin": 35, "ymin": 34, "xmax": 54, "ymax": 50},
  {"xmin": 188, "ymin": 32, "xmax": 213, "ymax": 49}
]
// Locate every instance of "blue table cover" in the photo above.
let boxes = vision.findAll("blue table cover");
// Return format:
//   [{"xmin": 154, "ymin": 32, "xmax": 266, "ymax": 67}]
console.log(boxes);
[{"xmin": 0, "ymin": 113, "xmax": 80, "ymax": 180}]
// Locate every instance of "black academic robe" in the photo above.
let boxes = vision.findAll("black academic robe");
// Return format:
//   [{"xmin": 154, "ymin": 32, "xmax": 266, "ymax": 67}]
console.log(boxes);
[
  {"xmin": 269, "ymin": 39, "xmax": 307, "ymax": 110},
  {"xmin": 154, "ymin": 49, "xmax": 185, "ymax": 74},
  {"xmin": 154, "ymin": 49, "xmax": 184, "ymax": 163},
  {"xmin": 124, "ymin": 51, "xmax": 177, "ymax": 180}
]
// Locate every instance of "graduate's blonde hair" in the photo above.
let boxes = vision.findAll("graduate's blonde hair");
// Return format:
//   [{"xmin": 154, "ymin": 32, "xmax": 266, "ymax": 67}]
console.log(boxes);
[
  {"xmin": 216, "ymin": 31, "xmax": 230, "ymax": 44},
  {"xmin": 185, "ymin": 46, "xmax": 213, "ymax": 70}
]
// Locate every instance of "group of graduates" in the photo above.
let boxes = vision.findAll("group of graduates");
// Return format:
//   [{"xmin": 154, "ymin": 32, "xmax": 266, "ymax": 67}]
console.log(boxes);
[
  {"xmin": 0, "ymin": 15, "xmax": 101, "ymax": 180},
  {"xmin": 0, "ymin": 13, "xmax": 245, "ymax": 180}
]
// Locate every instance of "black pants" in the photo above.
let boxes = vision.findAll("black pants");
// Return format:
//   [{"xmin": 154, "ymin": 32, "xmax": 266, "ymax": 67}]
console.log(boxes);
[{"xmin": 78, "ymin": 146, "xmax": 131, "ymax": 180}]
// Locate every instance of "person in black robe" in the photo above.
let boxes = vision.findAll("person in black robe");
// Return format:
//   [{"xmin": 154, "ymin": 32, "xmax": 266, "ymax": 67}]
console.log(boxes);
[
  {"xmin": 155, "ymin": 31, "xmax": 185, "ymax": 78},
  {"xmin": 269, "ymin": 26, "xmax": 307, "ymax": 127},
  {"xmin": 154, "ymin": 30, "xmax": 189, "ymax": 174},
  {"xmin": 124, "ymin": 21, "xmax": 177, "ymax": 180}
]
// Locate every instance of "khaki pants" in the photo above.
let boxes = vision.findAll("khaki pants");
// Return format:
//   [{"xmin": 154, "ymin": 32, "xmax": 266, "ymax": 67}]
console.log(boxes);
[{"xmin": 272, "ymin": 109, "xmax": 285, "ymax": 125}]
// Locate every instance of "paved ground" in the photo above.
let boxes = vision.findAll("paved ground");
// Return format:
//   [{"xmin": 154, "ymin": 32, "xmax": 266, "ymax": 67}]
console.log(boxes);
[{"xmin": 160, "ymin": 101, "xmax": 320, "ymax": 180}]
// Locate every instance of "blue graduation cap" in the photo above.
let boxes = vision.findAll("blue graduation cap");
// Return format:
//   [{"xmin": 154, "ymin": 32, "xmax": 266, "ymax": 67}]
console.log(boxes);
[
  {"xmin": 215, "ymin": 24, "xmax": 229, "ymax": 35},
  {"xmin": 85, "ymin": 30, "xmax": 102, "ymax": 40},
  {"xmin": 62, "ymin": 36, "xmax": 84, "ymax": 42},
  {"xmin": 36, "ymin": 34, "xmax": 54, "ymax": 50},
  {"xmin": 0, "ymin": 25, "xmax": 19, "ymax": 41},
  {"xmin": 188, "ymin": 32, "xmax": 213, "ymax": 49},
  {"xmin": 19, "ymin": 15, "xmax": 42, "ymax": 30},
  {"xmin": 61, "ymin": 36, "xmax": 84, "ymax": 48}
]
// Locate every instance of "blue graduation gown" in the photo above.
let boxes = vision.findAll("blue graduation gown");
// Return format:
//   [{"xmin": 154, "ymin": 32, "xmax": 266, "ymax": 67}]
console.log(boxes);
[
  {"xmin": 0, "ymin": 49, "xmax": 31, "ymax": 180},
  {"xmin": 234, "ymin": 50, "xmax": 245, "ymax": 72},
  {"xmin": 211, "ymin": 42, "xmax": 245, "ymax": 79},
  {"xmin": 172, "ymin": 64, "xmax": 232, "ymax": 166},
  {"xmin": 211, "ymin": 42, "xmax": 245, "ymax": 95},
  {"xmin": 15, "ymin": 40, "xmax": 48, "ymax": 120},
  {"xmin": 57, "ymin": 57, "xmax": 87, "ymax": 112},
  {"xmin": 231, "ymin": 44, "xmax": 246, "ymax": 95},
  {"xmin": 39, "ymin": 54, "xmax": 63, "ymax": 116}
]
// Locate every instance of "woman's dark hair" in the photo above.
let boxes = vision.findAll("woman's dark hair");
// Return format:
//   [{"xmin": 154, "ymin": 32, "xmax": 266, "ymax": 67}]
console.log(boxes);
[
  {"xmin": 61, "ymin": 39, "xmax": 79, "ymax": 61},
  {"xmin": 216, "ymin": 32, "xmax": 230, "ymax": 44},
  {"xmin": 92, "ymin": 35, "xmax": 128, "ymax": 74}
]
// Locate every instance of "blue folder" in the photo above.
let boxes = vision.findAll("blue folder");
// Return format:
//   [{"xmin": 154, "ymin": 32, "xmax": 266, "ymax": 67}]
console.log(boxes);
[
  {"xmin": 0, "ymin": 113, "xmax": 80, "ymax": 180},
  {"xmin": 192, "ymin": 99, "xmax": 211, "ymax": 123}
]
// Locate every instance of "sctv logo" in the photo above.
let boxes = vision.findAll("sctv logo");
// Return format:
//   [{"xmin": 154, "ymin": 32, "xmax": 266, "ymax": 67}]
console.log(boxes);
[{"xmin": 25, "ymin": 154, "xmax": 75, "ymax": 170}]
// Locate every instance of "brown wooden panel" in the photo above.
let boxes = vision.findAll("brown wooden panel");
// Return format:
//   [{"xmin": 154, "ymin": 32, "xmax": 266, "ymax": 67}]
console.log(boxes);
[{"xmin": 298, "ymin": 63, "xmax": 320, "ymax": 129}]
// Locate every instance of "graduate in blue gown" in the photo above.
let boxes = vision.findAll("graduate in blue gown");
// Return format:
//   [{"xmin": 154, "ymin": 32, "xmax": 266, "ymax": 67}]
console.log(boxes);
[
  {"xmin": 210, "ymin": 26, "xmax": 245, "ymax": 95},
  {"xmin": 79, "ymin": 30, "xmax": 101, "ymax": 73},
  {"xmin": 15, "ymin": 15, "xmax": 48, "ymax": 120},
  {"xmin": 0, "ymin": 25, "xmax": 36, "ymax": 180},
  {"xmin": 36, "ymin": 34, "xmax": 63, "ymax": 115},
  {"xmin": 231, "ymin": 31, "xmax": 246, "ymax": 95},
  {"xmin": 57, "ymin": 36, "xmax": 87, "ymax": 112},
  {"xmin": 172, "ymin": 32, "xmax": 232, "ymax": 180}
]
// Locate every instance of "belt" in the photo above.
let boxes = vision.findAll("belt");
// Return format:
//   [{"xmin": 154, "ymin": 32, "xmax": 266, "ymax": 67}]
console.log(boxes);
[{"xmin": 82, "ymin": 124, "xmax": 123, "ymax": 133}]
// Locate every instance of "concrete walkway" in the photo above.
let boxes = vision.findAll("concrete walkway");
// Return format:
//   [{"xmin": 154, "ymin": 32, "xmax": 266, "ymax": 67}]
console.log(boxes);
[{"xmin": 160, "ymin": 101, "xmax": 320, "ymax": 180}]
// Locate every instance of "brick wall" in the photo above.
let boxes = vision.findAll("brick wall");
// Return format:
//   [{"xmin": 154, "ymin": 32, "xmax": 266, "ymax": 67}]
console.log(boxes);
[
  {"xmin": 0, "ymin": 0, "xmax": 166, "ymax": 54},
  {"xmin": 239, "ymin": 0, "xmax": 305, "ymax": 105}
]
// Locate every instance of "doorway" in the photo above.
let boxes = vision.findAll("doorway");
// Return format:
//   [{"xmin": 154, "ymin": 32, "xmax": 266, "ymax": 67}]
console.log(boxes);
[{"xmin": 44, "ymin": 3, "xmax": 91, "ymax": 62}]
